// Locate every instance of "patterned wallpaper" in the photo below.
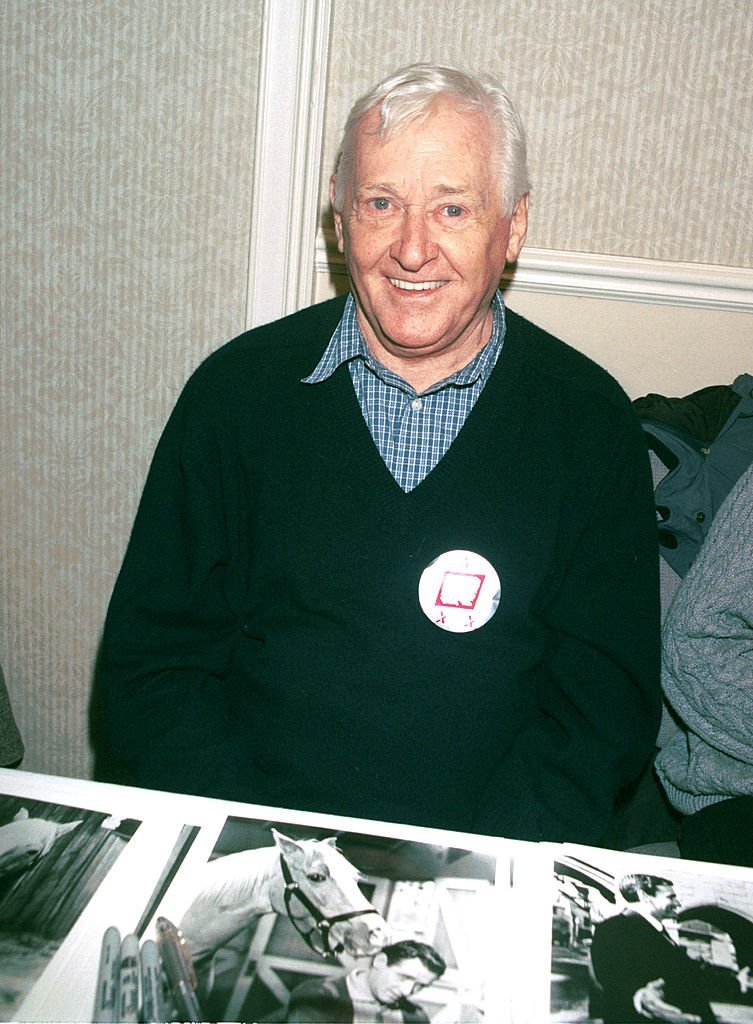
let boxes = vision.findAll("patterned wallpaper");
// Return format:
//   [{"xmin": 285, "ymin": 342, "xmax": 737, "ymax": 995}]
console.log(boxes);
[
  {"xmin": 1, "ymin": 2, "xmax": 262, "ymax": 778},
  {"xmin": 321, "ymin": 0, "xmax": 753, "ymax": 267},
  {"xmin": 1, "ymin": 0, "xmax": 751, "ymax": 785}
]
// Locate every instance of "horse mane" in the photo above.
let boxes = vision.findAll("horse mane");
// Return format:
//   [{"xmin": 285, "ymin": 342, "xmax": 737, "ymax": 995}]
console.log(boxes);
[{"xmin": 194, "ymin": 844, "xmax": 278, "ymax": 909}]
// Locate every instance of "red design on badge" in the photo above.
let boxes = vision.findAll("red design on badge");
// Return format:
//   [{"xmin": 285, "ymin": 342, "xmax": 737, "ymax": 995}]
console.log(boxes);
[
  {"xmin": 419, "ymin": 550, "xmax": 500, "ymax": 633},
  {"xmin": 434, "ymin": 571, "xmax": 485, "ymax": 610}
]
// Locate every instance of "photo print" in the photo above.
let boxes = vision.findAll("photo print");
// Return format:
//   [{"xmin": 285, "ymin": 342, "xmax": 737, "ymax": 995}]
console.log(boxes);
[
  {"xmin": 154, "ymin": 814, "xmax": 503, "ymax": 1023},
  {"xmin": 550, "ymin": 848, "xmax": 753, "ymax": 1024},
  {"xmin": 0, "ymin": 793, "xmax": 140, "ymax": 1021}
]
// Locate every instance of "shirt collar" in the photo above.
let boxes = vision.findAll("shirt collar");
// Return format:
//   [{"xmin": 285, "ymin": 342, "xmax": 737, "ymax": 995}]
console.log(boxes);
[
  {"xmin": 345, "ymin": 968, "xmax": 404, "ymax": 1024},
  {"xmin": 302, "ymin": 293, "xmax": 367, "ymax": 384},
  {"xmin": 346, "ymin": 966, "xmax": 375, "ymax": 1003},
  {"xmin": 303, "ymin": 291, "xmax": 506, "ymax": 394}
]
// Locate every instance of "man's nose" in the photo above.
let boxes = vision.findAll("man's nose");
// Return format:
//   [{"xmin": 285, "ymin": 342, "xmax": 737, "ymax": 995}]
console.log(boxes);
[{"xmin": 391, "ymin": 209, "xmax": 437, "ymax": 270}]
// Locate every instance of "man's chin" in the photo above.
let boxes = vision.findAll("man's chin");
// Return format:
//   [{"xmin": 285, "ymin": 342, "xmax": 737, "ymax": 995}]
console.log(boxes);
[{"xmin": 376, "ymin": 994, "xmax": 402, "ymax": 1008}]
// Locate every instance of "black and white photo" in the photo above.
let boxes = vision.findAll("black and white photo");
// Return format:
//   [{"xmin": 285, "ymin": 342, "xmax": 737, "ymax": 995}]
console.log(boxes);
[
  {"xmin": 549, "ymin": 850, "xmax": 753, "ymax": 1024},
  {"xmin": 0, "ymin": 793, "xmax": 139, "ymax": 1021},
  {"xmin": 155, "ymin": 814, "xmax": 503, "ymax": 1022}
]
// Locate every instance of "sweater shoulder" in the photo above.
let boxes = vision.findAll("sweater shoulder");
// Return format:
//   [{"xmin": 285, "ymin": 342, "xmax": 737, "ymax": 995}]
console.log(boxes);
[
  {"xmin": 505, "ymin": 307, "xmax": 633, "ymax": 414},
  {"xmin": 182, "ymin": 296, "xmax": 347, "ymax": 401}
]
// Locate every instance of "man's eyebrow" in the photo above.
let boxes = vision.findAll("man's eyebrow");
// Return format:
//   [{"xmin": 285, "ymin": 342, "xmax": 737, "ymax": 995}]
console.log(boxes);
[
  {"xmin": 430, "ymin": 184, "xmax": 475, "ymax": 197},
  {"xmin": 356, "ymin": 182, "xmax": 478, "ymax": 199},
  {"xmin": 358, "ymin": 181, "xmax": 402, "ymax": 196}
]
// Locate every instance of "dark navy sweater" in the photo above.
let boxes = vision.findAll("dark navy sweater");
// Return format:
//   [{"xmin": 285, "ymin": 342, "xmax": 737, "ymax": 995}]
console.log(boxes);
[{"xmin": 97, "ymin": 296, "xmax": 660, "ymax": 843}]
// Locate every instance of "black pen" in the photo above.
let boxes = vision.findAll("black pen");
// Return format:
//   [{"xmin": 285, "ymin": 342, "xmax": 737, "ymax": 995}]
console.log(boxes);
[{"xmin": 155, "ymin": 916, "xmax": 202, "ymax": 1022}]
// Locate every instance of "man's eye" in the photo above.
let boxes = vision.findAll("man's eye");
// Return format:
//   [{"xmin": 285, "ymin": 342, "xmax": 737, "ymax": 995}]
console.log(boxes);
[
  {"xmin": 443, "ymin": 205, "xmax": 464, "ymax": 217},
  {"xmin": 369, "ymin": 197, "xmax": 391, "ymax": 211}
]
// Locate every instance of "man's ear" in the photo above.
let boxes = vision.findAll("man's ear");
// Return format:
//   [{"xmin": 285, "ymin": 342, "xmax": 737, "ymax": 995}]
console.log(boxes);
[
  {"xmin": 330, "ymin": 175, "xmax": 345, "ymax": 254},
  {"xmin": 505, "ymin": 193, "xmax": 529, "ymax": 264}
]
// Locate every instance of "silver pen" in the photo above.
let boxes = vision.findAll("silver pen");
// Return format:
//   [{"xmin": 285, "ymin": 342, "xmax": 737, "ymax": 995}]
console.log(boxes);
[
  {"xmin": 92, "ymin": 925, "xmax": 121, "ymax": 1023},
  {"xmin": 140, "ymin": 938, "xmax": 167, "ymax": 1024},
  {"xmin": 117, "ymin": 933, "xmax": 140, "ymax": 1024},
  {"xmin": 155, "ymin": 916, "xmax": 202, "ymax": 1022}
]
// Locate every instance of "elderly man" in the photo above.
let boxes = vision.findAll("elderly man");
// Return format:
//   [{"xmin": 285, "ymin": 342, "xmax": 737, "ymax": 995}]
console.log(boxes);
[
  {"xmin": 286, "ymin": 939, "xmax": 445, "ymax": 1023},
  {"xmin": 96, "ymin": 64, "xmax": 660, "ymax": 843}
]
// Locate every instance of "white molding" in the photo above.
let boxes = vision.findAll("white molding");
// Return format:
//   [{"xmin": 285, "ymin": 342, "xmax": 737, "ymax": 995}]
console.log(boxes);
[
  {"xmin": 316, "ymin": 230, "xmax": 753, "ymax": 313},
  {"xmin": 245, "ymin": 0, "xmax": 332, "ymax": 329},
  {"xmin": 504, "ymin": 249, "xmax": 753, "ymax": 312}
]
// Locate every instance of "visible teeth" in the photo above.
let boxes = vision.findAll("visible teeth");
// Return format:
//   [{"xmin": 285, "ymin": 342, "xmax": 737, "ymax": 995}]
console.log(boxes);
[{"xmin": 389, "ymin": 278, "xmax": 446, "ymax": 291}]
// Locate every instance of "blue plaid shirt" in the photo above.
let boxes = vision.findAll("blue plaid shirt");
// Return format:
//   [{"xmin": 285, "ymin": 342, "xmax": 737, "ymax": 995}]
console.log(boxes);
[{"xmin": 303, "ymin": 292, "xmax": 506, "ymax": 492}]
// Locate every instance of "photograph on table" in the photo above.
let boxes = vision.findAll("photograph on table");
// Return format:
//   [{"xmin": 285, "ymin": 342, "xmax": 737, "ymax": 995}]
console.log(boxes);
[
  {"xmin": 0, "ymin": 792, "xmax": 140, "ymax": 1022},
  {"xmin": 153, "ymin": 813, "xmax": 507, "ymax": 1023},
  {"xmin": 548, "ymin": 846, "xmax": 753, "ymax": 1024}
]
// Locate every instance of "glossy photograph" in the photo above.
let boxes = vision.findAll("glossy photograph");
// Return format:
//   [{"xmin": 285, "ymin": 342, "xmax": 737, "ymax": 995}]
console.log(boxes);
[
  {"xmin": 0, "ymin": 793, "xmax": 139, "ymax": 1022},
  {"xmin": 157, "ymin": 814, "xmax": 503, "ymax": 1023},
  {"xmin": 550, "ymin": 851, "xmax": 753, "ymax": 1024}
]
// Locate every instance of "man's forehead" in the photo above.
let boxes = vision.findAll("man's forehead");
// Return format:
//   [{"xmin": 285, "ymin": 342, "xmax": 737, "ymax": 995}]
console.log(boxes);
[
  {"xmin": 350, "ymin": 105, "xmax": 494, "ymax": 190},
  {"xmin": 356, "ymin": 97, "xmax": 489, "ymax": 150},
  {"xmin": 646, "ymin": 883, "xmax": 676, "ymax": 898}
]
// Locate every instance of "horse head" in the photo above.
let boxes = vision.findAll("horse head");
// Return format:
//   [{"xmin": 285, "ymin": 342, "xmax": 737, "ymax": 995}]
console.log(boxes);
[{"xmin": 271, "ymin": 829, "xmax": 389, "ymax": 958}]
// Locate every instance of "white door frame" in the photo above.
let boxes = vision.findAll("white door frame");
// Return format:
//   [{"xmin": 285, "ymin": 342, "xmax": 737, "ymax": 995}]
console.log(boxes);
[{"xmin": 245, "ymin": 0, "xmax": 333, "ymax": 329}]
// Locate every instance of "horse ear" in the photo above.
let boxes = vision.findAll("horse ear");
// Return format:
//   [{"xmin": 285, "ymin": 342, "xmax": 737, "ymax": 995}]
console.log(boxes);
[
  {"xmin": 13, "ymin": 808, "xmax": 30, "ymax": 822},
  {"xmin": 56, "ymin": 820, "xmax": 82, "ymax": 837},
  {"xmin": 271, "ymin": 828, "xmax": 305, "ymax": 863}
]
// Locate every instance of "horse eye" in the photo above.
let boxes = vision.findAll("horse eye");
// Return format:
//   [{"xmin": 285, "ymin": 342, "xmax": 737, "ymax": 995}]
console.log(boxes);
[{"xmin": 307, "ymin": 871, "xmax": 327, "ymax": 883}]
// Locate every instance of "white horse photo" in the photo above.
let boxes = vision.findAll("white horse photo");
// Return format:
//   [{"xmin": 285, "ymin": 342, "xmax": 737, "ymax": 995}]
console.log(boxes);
[
  {"xmin": 0, "ymin": 808, "xmax": 82, "ymax": 876},
  {"xmin": 179, "ymin": 828, "xmax": 389, "ymax": 963}
]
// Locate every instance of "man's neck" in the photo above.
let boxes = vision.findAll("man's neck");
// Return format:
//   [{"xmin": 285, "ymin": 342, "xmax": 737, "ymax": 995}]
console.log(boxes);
[{"xmin": 360, "ymin": 310, "xmax": 494, "ymax": 392}]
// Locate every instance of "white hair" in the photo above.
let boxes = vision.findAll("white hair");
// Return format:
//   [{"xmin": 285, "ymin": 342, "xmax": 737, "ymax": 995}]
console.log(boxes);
[{"xmin": 332, "ymin": 63, "xmax": 530, "ymax": 217}]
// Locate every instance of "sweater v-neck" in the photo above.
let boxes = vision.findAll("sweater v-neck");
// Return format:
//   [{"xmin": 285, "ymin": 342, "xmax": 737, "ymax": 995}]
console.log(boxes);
[{"xmin": 312, "ymin": 330, "xmax": 522, "ymax": 518}]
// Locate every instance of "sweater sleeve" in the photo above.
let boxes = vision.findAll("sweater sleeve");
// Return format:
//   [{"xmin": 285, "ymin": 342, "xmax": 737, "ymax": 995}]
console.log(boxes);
[
  {"xmin": 473, "ymin": 410, "xmax": 662, "ymax": 843},
  {"xmin": 655, "ymin": 464, "xmax": 753, "ymax": 812},
  {"xmin": 95, "ymin": 371, "xmax": 249, "ymax": 798}
]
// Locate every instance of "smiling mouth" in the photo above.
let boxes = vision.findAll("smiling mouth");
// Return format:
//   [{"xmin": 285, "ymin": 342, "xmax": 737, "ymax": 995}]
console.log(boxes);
[{"xmin": 388, "ymin": 278, "xmax": 447, "ymax": 291}]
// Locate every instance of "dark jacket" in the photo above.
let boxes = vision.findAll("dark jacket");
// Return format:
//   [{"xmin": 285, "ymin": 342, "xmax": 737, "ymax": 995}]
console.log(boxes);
[
  {"xmin": 635, "ymin": 373, "xmax": 753, "ymax": 576},
  {"xmin": 590, "ymin": 911, "xmax": 718, "ymax": 1023}
]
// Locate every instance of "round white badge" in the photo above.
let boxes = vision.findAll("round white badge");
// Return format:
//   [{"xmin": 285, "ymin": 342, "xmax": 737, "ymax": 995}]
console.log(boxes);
[{"xmin": 418, "ymin": 549, "xmax": 501, "ymax": 633}]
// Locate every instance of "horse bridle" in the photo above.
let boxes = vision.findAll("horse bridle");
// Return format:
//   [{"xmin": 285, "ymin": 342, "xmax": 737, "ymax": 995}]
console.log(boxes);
[{"xmin": 279, "ymin": 851, "xmax": 378, "ymax": 957}]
